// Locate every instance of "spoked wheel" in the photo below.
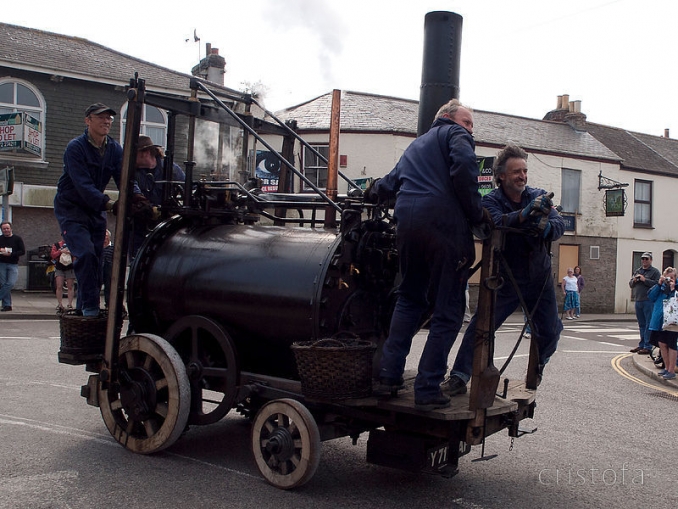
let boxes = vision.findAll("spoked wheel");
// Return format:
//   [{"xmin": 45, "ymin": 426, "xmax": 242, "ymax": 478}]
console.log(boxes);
[
  {"xmin": 98, "ymin": 333, "xmax": 191, "ymax": 454},
  {"xmin": 251, "ymin": 399, "xmax": 321, "ymax": 490},
  {"xmin": 165, "ymin": 316, "xmax": 239, "ymax": 425}
]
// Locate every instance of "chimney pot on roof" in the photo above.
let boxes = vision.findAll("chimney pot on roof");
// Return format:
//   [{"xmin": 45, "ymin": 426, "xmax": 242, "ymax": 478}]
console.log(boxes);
[
  {"xmin": 561, "ymin": 94, "xmax": 570, "ymax": 109},
  {"xmin": 572, "ymin": 100, "xmax": 581, "ymax": 113},
  {"xmin": 211, "ymin": 48, "xmax": 219, "ymax": 55},
  {"xmin": 557, "ymin": 95, "xmax": 562, "ymax": 109},
  {"xmin": 664, "ymin": 128, "xmax": 670, "ymax": 138}
]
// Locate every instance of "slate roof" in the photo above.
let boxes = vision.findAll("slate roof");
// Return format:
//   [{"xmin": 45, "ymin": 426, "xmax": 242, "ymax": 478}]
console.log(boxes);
[
  {"xmin": 0, "ymin": 22, "xmax": 240, "ymax": 97},
  {"xmin": 274, "ymin": 91, "xmax": 621, "ymax": 163},
  {"xmin": 273, "ymin": 91, "xmax": 420, "ymax": 134},
  {"xmin": 586, "ymin": 122, "xmax": 678, "ymax": 177}
]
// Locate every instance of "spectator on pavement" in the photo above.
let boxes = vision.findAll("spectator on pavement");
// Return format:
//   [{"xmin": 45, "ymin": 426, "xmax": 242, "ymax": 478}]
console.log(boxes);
[
  {"xmin": 0, "ymin": 221, "xmax": 25, "ymax": 312},
  {"xmin": 629, "ymin": 252, "xmax": 661, "ymax": 355}
]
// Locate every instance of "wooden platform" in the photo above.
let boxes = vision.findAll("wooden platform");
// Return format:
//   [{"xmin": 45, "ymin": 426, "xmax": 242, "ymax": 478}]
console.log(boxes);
[{"xmin": 306, "ymin": 372, "xmax": 535, "ymax": 421}]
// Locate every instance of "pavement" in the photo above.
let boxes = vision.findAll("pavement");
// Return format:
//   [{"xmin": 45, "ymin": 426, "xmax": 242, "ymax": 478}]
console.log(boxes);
[{"xmin": 2, "ymin": 291, "xmax": 676, "ymax": 390}]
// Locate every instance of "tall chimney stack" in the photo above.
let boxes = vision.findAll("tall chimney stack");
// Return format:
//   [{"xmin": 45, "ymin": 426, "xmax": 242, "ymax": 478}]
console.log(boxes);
[{"xmin": 417, "ymin": 11, "xmax": 463, "ymax": 137}]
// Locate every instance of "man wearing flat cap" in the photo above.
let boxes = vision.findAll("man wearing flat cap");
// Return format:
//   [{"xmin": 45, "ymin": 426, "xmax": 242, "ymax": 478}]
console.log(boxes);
[
  {"xmin": 629, "ymin": 251, "xmax": 661, "ymax": 355},
  {"xmin": 54, "ymin": 102, "xmax": 127, "ymax": 317}
]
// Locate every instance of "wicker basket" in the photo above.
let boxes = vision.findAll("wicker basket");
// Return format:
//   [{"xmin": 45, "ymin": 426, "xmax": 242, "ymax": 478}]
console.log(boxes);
[
  {"xmin": 59, "ymin": 310, "xmax": 112, "ymax": 358},
  {"xmin": 291, "ymin": 334, "xmax": 376, "ymax": 400}
]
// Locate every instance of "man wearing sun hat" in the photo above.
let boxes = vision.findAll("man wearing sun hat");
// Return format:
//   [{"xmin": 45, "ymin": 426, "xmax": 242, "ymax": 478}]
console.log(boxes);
[
  {"xmin": 629, "ymin": 251, "xmax": 661, "ymax": 355},
  {"xmin": 54, "ymin": 102, "xmax": 128, "ymax": 317},
  {"xmin": 130, "ymin": 134, "xmax": 185, "ymax": 256}
]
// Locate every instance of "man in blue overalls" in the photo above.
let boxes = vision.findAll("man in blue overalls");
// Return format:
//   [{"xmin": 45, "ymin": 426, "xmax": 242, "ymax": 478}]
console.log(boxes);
[
  {"xmin": 54, "ymin": 103, "xmax": 134, "ymax": 317},
  {"xmin": 368, "ymin": 99, "xmax": 487, "ymax": 411}
]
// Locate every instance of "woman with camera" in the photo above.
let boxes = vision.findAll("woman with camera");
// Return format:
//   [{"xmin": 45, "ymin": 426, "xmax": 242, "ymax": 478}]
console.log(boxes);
[{"xmin": 647, "ymin": 267, "xmax": 678, "ymax": 380}]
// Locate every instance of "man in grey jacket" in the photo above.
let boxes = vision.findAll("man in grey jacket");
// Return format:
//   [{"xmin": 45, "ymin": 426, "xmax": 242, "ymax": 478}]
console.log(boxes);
[{"xmin": 629, "ymin": 252, "xmax": 661, "ymax": 355}]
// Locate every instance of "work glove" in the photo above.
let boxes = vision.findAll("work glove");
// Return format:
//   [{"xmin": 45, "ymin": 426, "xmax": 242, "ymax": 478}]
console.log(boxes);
[
  {"xmin": 539, "ymin": 218, "xmax": 552, "ymax": 239},
  {"xmin": 106, "ymin": 200, "xmax": 119, "ymax": 215},
  {"xmin": 363, "ymin": 178, "xmax": 381, "ymax": 204},
  {"xmin": 130, "ymin": 194, "xmax": 154, "ymax": 222},
  {"xmin": 471, "ymin": 207, "xmax": 493, "ymax": 240},
  {"xmin": 520, "ymin": 192, "xmax": 554, "ymax": 220}
]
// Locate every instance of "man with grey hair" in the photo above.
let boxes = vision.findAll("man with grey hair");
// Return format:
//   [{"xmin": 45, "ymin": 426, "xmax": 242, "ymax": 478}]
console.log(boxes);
[
  {"xmin": 366, "ymin": 98, "xmax": 488, "ymax": 410},
  {"xmin": 447, "ymin": 143, "xmax": 565, "ymax": 394}
]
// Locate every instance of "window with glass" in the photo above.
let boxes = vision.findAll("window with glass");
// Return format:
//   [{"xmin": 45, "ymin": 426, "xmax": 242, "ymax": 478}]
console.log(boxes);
[
  {"xmin": 303, "ymin": 145, "xmax": 328, "ymax": 190},
  {"xmin": 0, "ymin": 79, "xmax": 45, "ymax": 159},
  {"xmin": 120, "ymin": 104, "xmax": 167, "ymax": 147},
  {"xmin": 633, "ymin": 179, "xmax": 652, "ymax": 227},
  {"xmin": 561, "ymin": 168, "xmax": 581, "ymax": 214}
]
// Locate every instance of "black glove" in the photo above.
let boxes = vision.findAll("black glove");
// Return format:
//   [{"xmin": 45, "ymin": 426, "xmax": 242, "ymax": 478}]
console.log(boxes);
[
  {"xmin": 520, "ymin": 192, "xmax": 554, "ymax": 220},
  {"xmin": 364, "ymin": 178, "xmax": 381, "ymax": 204},
  {"xmin": 130, "ymin": 194, "xmax": 154, "ymax": 222},
  {"xmin": 481, "ymin": 207, "xmax": 494, "ymax": 226}
]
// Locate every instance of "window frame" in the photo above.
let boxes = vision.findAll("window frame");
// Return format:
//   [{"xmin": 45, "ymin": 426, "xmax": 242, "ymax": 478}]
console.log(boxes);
[
  {"xmin": 302, "ymin": 144, "xmax": 329, "ymax": 191},
  {"xmin": 0, "ymin": 78, "xmax": 46, "ymax": 161},
  {"xmin": 633, "ymin": 179, "xmax": 652, "ymax": 228},
  {"xmin": 120, "ymin": 103, "xmax": 168, "ymax": 148},
  {"xmin": 560, "ymin": 168, "xmax": 581, "ymax": 214}
]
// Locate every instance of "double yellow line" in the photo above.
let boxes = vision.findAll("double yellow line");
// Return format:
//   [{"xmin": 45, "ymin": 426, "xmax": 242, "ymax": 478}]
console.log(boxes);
[{"xmin": 612, "ymin": 354, "xmax": 678, "ymax": 397}]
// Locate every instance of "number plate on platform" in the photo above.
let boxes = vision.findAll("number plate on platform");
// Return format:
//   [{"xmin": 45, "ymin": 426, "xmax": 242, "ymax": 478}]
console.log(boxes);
[{"xmin": 427, "ymin": 443, "xmax": 449, "ymax": 470}]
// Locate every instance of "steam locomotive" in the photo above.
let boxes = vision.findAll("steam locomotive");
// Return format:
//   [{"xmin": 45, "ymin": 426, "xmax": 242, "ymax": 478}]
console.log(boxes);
[{"xmin": 59, "ymin": 12, "xmax": 538, "ymax": 489}]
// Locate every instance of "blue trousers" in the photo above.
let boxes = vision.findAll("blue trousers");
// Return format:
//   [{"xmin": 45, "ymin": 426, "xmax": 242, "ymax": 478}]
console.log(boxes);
[
  {"xmin": 379, "ymin": 205, "xmax": 470, "ymax": 399},
  {"xmin": 0, "ymin": 262, "xmax": 19, "ymax": 307},
  {"xmin": 59, "ymin": 217, "xmax": 105, "ymax": 314},
  {"xmin": 635, "ymin": 300, "xmax": 653, "ymax": 350},
  {"xmin": 452, "ymin": 274, "xmax": 563, "ymax": 383}
]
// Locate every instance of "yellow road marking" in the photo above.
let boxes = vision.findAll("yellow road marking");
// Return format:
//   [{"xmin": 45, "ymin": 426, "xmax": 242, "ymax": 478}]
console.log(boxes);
[{"xmin": 611, "ymin": 354, "xmax": 678, "ymax": 397}]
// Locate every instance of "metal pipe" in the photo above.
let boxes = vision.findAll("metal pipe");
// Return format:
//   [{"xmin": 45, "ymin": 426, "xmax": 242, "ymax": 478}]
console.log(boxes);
[
  {"xmin": 249, "ymin": 96, "xmax": 361, "ymax": 191},
  {"xmin": 194, "ymin": 81, "xmax": 342, "ymax": 214}
]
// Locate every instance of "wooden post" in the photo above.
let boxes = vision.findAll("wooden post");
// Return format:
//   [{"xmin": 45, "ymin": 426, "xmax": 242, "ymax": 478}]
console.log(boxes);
[
  {"xmin": 324, "ymin": 89, "xmax": 341, "ymax": 229},
  {"xmin": 465, "ymin": 228, "xmax": 502, "ymax": 445}
]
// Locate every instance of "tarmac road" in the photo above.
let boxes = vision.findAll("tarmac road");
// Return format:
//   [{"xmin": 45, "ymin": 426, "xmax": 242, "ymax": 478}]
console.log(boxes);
[{"xmin": 1, "ymin": 314, "xmax": 676, "ymax": 508}]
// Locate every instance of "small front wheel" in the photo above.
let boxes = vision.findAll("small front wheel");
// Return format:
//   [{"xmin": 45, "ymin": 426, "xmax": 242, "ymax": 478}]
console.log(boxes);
[{"xmin": 251, "ymin": 399, "xmax": 321, "ymax": 489}]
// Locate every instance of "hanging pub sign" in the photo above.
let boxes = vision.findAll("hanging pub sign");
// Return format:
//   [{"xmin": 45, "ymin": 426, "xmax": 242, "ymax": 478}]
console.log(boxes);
[
  {"xmin": 604, "ymin": 189, "xmax": 625, "ymax": 217},
  {"xmin": 0, "ymin": 112, "xmax": 43, "ymax": 157},
  {"xmin": 477, "ymin": 156, "xmax": 495, "ymax": 196}
]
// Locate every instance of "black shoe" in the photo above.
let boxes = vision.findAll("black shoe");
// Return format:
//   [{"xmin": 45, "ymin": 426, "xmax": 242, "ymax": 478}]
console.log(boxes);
[
  {"xmin": 443, "ymin": 376, "xmax": 468, "ymax": 396},
  {"xmin": 415, "ymin": 393, "xmax": 451, "ymax": 411},
  {"xmin": 373, "ymin": 377, "xmax": 404, "ymax": 397},
  {"xmin": 637, "ymin": 349, "xmax": 651, "ymax": 355},
  {"xmin": 629, "ymin": 347, "xmax": 641, "ymax": 353},
  {"xmin": 0, "ymin": 306, "xmax": 12, "ymax": 312}
]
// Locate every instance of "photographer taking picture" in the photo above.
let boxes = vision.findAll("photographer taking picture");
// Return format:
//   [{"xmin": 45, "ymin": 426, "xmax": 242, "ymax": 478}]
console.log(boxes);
[{"xmin": 629, "ymin": 252, "xmax": 661, "ymax": 355}]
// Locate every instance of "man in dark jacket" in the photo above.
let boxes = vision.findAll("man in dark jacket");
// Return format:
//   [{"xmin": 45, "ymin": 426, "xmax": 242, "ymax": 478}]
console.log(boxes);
[
  {"xmin": 447, "ymin": 144, "xmax": 565, "ymax": 394},
  {"xmin": 54, "ymin": 103, "xmax": 143, "ymax": 317},
  {"xmin": 369, "ymin": 99, "xmax": 486, "ymax": 410},
  {"xmin": 0, "ymin": 221, "xmax": 26, "ymax": 311}
]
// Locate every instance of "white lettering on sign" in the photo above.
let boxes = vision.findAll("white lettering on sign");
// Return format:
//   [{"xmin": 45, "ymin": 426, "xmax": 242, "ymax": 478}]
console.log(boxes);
[{"xmin": 428, "ymin": 444, "xmax": 448, "ymax": 467}]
